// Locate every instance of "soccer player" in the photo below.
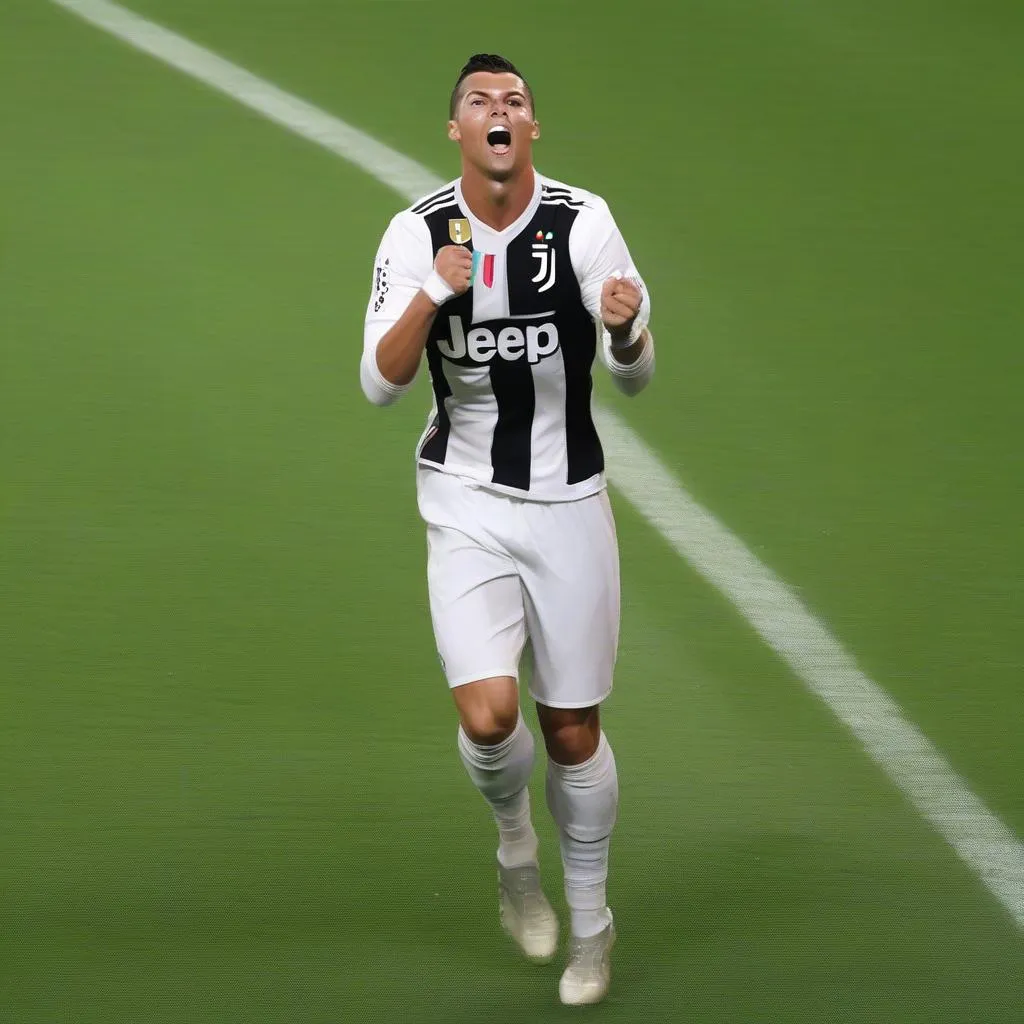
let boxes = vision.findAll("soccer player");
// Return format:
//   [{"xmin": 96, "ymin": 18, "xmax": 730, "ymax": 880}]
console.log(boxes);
[{"xmin": 360, "ymin": 53, "xmax": 654, "ymax": 1006}]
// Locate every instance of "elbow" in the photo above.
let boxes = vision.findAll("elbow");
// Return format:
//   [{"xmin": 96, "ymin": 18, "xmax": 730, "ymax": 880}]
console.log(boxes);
[
  {"xmin": 612, "ymin": 370, "xmax": 653, "ymax": 398},
  {"xmin": 360, "ymin": 351, "xmax": 409, "ymax": 407},
  {"xmin": 362, "ymin": 383, "xmax": 399, "ymax": 407},
  {"xmin": 361, "ymin": 374, "xmax": 401, "ymax": 407}
]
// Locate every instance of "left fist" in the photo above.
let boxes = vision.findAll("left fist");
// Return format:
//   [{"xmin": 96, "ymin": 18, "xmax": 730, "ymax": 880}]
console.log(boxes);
[{"xmin": 600, "ymin": 275, "xmax": 642, "ymax": 334}]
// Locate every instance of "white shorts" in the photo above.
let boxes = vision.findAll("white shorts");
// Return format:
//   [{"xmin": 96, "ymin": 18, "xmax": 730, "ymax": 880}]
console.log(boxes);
[{"xmin": 416, "ymin": 467, "xmax": 620, "ymax": 709}]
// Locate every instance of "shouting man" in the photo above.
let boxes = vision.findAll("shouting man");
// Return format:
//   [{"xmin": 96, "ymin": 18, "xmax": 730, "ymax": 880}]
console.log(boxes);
[{"xmin": 360, "ymin": 53, "xmax": 655, "ymax": 1006}]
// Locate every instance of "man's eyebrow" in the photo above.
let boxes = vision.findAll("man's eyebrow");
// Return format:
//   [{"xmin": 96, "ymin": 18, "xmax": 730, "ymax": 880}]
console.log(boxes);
[{"xmin": 463, "ymin": 88, "xmax": 527, "ymax": 99}]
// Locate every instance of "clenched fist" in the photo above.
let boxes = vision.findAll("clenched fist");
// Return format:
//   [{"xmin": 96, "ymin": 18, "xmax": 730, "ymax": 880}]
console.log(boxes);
[
  {"xmin": 434, "ymin": 245, "xmax": 473, "ymax": 297},
  {"xmin": 600, "ymin": 275, "xmax": 643, "ymax": 338}
]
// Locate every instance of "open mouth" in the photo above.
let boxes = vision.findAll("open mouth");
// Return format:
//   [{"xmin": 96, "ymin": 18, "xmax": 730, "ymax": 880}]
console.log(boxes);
[{"xmin": 487, "ymin": 125, "xmax": 512, "ymax": 153}]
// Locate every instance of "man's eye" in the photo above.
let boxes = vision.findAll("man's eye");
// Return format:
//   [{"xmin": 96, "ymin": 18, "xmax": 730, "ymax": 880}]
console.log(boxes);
[{"xmin": 509, "ymin": 98, "xmax": 522, "ymax": 107}]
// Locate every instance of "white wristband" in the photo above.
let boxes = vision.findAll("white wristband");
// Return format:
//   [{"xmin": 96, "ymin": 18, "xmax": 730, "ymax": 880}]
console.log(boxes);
[
  {"xmin": 421, "ymin": 269, "xmax": 456, "ymax": 307},
  {"xmin": 609, "ymin": 318, "xmax": 646, "ymax": 351}
]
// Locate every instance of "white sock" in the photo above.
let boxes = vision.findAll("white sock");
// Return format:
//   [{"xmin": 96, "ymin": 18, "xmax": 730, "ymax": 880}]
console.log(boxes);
[
  {"xmin": 457, "ymin": 717, "xmax": 539, "ymax": 869},
  {"xmin": 545, "ymin": 731, "xmax": 618, "ymax": 938}
]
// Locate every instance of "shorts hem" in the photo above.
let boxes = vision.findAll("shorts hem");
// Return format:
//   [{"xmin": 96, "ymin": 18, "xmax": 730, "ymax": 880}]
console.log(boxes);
[
  {"xmin": 528, "ymin": 686, "xmax": 612, "ymax": 710},
  {"xmin": 448, "ymin": 668, "xmax": 520, "ymax": 689}
]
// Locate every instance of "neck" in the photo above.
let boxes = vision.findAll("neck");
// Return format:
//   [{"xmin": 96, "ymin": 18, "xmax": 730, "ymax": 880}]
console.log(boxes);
[{"xmin": 459, "ymin": 164, "xmax": 536, "ymax": 232}]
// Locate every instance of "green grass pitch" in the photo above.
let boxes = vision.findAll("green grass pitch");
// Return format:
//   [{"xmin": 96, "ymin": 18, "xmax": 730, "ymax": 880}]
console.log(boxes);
[{"xmin": 1, "ymin": 1, "xmax": 1022, "ymax": 1020}]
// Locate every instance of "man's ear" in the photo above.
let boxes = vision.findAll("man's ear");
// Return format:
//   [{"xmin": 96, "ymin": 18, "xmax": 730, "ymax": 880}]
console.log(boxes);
[
  {"xmin": 447, "ymin": 119, "xmax": 460, "ymax": 142},
  {"xmin": 531, "ymin": 120, "xmax": 541, "ymax": 141}
]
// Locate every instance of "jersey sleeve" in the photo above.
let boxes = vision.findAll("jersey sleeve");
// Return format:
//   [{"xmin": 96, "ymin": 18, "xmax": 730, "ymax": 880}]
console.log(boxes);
[
  {"xmin": 569, "ymin": 196, "xmax": 655, "ymax": 397},
  {"xmin": 360, "ymin": 210, "xmax": 434, "ymax": 406}
]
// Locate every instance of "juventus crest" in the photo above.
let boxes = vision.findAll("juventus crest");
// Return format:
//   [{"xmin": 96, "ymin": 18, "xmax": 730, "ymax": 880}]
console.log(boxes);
[{"xmin": 531, "ymin": 231, "xmax": 557, "ymax": 293}]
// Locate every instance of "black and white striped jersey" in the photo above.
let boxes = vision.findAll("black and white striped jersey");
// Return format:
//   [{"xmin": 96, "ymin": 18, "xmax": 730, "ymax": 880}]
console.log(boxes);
[{"xmin": 362, "ymin": 172, "xmax": 654, "ymax": 502}]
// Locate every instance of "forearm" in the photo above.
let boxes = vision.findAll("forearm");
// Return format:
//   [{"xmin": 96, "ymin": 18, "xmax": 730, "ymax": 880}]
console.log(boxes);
[
  {"xmin": 607, "ymin": 322, "xmax": 649, "ymax": 365},
  {"xmin": 605, "ymin": 326, "xmax": 655, "ymax": 397},
  {"xmin": 361, "ymin": 290, "xmax": 439, "ymax": 406},
  {"xmin": 375, "ymin": 290, "xmax": 440, "ymax": 385}
]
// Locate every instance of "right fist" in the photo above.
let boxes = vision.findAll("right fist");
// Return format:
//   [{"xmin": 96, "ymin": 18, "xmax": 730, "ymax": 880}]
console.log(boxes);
[{"xmin": 434, "ymin": 245, "xmax": 473, "ymax": 296}]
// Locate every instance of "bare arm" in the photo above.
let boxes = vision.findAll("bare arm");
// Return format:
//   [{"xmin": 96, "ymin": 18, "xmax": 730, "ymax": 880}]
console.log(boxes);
[
  {"xmin": 372, "ymin": 246, "xmax": 473, "ymax": 387},
  {"xmin": 372, "ymin": 289, "xmax": 443, "ymax": 387},
  {"xmin": 360, "ymin": 243, "xmax": 471, "ymax": 407}
]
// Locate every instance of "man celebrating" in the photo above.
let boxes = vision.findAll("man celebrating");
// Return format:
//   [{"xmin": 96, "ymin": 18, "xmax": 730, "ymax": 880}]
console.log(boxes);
[{"xmin": 360, "ymin": 53, "xmax": 654, "ymax": 1005}]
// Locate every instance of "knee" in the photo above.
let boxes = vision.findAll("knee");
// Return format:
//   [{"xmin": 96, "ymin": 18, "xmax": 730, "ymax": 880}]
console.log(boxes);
[
  {"xmin": 539, "ymin": 706, "xmax": 601, "ymax": 765},
  {"xmin": 460, "ymin": 701, "xmax": 519, "ymax": 747},
  {"xmin": 453, "ymin": 676, "xmax": 520, "ymax": 746}
]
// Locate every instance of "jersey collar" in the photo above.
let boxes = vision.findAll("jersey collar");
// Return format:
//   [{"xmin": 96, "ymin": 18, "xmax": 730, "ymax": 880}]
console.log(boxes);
[{"xmin": 454, "ymin": 171, "xmax": 543, "ymax": 241}]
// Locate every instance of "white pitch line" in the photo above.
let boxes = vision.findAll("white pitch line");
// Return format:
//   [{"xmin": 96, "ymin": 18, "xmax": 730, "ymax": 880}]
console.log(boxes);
[{"xmin": 52, "ymin": 0, "xmax": 1024, "ymax": 930}]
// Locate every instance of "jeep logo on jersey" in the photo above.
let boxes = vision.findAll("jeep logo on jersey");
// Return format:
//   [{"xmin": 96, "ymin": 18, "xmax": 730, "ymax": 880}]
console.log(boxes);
[{"xmin": 436, "ymin": 316, "xmax": 559, "ymax": 365}]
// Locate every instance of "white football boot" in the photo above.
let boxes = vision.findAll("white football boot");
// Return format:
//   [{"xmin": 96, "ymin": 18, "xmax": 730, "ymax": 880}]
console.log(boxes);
[
  {"xmin": 497, "ymin": 861, "xmax": 559, "ymax": 962},
  {"xmin": 558, "ymin": 913, "xmax": 616, "ymax": 1006}
]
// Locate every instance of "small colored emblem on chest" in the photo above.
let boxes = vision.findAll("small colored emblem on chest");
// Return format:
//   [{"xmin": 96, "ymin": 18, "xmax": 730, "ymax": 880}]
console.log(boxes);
[
  {"xmin": 471, "ymin": 251, "xmax": 495, "ymax": 288},
  {"xmin": 449, "ymin": 218, "xmax": 471, "ymax": 244}
]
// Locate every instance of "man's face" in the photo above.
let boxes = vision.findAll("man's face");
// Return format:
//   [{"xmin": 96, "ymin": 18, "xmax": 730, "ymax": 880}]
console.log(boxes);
[{"xmin": 448, "ymin": 71, "xmax": 539, "ymax": 181}]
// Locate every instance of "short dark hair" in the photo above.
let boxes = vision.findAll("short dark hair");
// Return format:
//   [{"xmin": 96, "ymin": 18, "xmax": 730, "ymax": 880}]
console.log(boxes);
[{"xmin": 449, "ymin": 53, "xmax": 534, "ymax": 119}]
